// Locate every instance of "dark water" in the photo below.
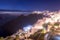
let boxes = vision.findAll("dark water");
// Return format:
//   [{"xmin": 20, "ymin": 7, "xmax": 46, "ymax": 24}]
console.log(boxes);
[
  {"xmin": 0, "ymin": 14, "xmax": 18, "ymax": 37},
  {"xmin": 0, "ymin": 13, "xmax": 46, "ymax": 37}
]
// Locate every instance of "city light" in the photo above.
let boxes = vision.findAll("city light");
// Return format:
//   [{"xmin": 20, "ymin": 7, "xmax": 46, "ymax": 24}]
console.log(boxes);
[{"xmin": 23, "ymin": 25, "xmax": 32, "ymax": 32}]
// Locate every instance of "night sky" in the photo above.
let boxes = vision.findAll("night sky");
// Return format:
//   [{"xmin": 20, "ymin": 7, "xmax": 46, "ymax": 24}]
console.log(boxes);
[
  {"xmin": 0, "ymin": 0, "xmax": 60, "ymax": 11},
  {"xmin": 0, "ymin": 0, "xmax": 60, "ymax": 37}
]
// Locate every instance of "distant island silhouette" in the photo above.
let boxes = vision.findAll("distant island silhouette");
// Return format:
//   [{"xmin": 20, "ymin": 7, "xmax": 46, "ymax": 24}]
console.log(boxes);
[{"xmin": 0, "ymin": 9, "xmax": 33, "ymax": 12}]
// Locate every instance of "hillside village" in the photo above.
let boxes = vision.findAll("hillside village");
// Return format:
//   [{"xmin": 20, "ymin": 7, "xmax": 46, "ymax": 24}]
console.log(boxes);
[{"xmin": 0, "ymin": 11, "xmax": 60, "ymax": 40}]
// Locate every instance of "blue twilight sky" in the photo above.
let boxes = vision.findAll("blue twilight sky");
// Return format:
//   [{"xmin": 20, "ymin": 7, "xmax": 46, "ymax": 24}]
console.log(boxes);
[{"xmin": 0, "ymin": 0, "xmax": 60, "ymax": 11}]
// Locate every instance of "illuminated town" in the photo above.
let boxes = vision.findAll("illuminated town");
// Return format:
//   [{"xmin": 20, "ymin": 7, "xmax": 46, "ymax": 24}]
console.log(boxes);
[
  {"xmin": 0, "ymin": 11, "xmax": 59, "ymax": 40},
  {"xmin": 0, "ymin": 0, "xmax": 60, "ymax": 40}
]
